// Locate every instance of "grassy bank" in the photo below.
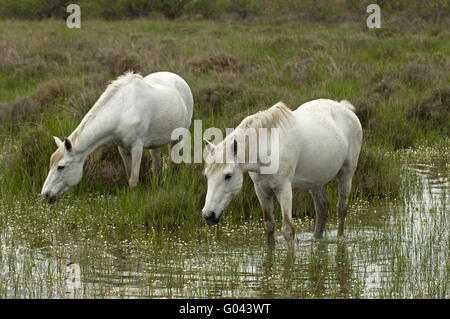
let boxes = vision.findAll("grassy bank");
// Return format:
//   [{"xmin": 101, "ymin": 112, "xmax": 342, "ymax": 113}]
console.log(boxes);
[{"xmin": 0, "ymin": 17, "xmax": 449, "ymax": 233}]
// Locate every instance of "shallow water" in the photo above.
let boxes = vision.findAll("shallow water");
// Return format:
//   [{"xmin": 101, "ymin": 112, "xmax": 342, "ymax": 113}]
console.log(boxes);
[{"xmin": 0, "ymin": 154, "xmax": 448, "ymax": 298}]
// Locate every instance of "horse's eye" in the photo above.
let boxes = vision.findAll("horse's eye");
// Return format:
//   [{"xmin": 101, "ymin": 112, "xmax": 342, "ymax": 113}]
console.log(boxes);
[
  {"xmin": 224, "ymin": 173, "xmax": 232, "ymax": 181},
  {"xmin": 57, "ymin": 166, "xmax": 65, "ymax": 171}
]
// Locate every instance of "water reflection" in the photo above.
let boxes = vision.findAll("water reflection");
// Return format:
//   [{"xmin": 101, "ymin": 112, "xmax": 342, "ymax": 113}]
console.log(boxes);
[
  {"xmin": 335, "ymin": 242, "xmax": 351, "ymax": 298},
  {"xmin": 0, "ymin": 155, "xmax": 448, "ymax": 298},
  {"xmin": 65, "ymin": 263, "xmax": 81, "ymax": 295},
  {"xmin": 260, "ymin": 246, "xmax": 275, "ymax": 298}
]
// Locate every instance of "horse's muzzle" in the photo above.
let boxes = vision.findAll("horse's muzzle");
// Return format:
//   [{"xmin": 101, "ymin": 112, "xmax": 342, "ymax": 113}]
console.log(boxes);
[
  {"xmin": 202, "ymin": 211, "xmax": 220, "ymax": 225},
  {"xmin": 42, "ymin": 192, "xmax": 56, "ymax": 204}
]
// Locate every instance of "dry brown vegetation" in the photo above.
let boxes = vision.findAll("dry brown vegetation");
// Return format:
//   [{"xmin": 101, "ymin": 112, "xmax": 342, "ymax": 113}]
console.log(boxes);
[
  {"xmin": 188, "ymin": 53, "xmax": 254, "ymax": 74},
  {"xmin": 409, "ymin": 86, "xmax": 450, "ymax": 126},
  {"xmin": 194, "ymin": 73, "xmax": 244, "ymax": 115}
]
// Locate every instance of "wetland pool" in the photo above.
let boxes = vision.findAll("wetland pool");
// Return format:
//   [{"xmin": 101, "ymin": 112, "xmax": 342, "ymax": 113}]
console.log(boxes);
[{"xmin": 0, "ymin": 152, "xmax": 448, "ymax": 298}]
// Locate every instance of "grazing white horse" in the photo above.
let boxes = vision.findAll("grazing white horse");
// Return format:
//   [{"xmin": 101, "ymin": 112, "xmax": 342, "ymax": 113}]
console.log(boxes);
[
  {"xmin": 202, "ymin": 99, "xmax": 362, "ymax": 244},
  {"xmin": 41, "ymin": 71, "xmax": 193, "ymax": 202}
]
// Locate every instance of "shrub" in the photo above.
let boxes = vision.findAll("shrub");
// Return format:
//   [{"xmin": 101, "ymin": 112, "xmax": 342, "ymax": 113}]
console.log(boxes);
[
  {"xmin": 0, "ymin": 0, "xmax": 72, "ymax": 19},
  {"xmin": 227, "ymin": 0, "xmax": 262, "ymax": 19},
  {"xmin": 0, "ymin": 78, "xmax": 73, "ymax": 127},
  {"xmin": 188, "ymin": 0, "xmax": 224, "ymax": 18},
  {"xmin": 409, "ymin": 86, "xmax": 450, "ymax": 129},
  {"xmin": 188, "ymin": 53, "xmax": 252, "ymax": 74},
  {"xmin": 0, "ymin": 0, "xmax": 448, "ymax": 21},
  {"xmin": 194, "ymin": 81, "xmax": 243, "ymax": 115},
  {"xmin": 159, "ymin": 0, "xmax": 193, "ymax": 19},
  {"xmin": 304, "ymin": 0, "xmax": 343, "ymax": 22}
]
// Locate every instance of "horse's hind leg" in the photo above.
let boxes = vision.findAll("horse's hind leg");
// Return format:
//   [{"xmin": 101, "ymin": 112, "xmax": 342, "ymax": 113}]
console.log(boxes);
[
  {"xmin": 168, "ymin": 142, "xmax": 176, "ymax": 164},
  {"xmin": 309, "ymin": 186, "xmax": 329, "ymax": 239},
  {"xmin": 167, "ymin": 143, "xmax": 173, "ymax": 164},
  {"xmin": 117, "ymin": 145, "xmax": 132, "ymax": 181},
  {"xmin": 168, "ymin": 137, "xmax": 183, "ymax": 165},
  {"xmin": 336, "ymin": 167, "xmax": 354, "ymax": 236},
  {"xmin": 150, "ymin": 148, "xmax": 162, "ymax": 172}
]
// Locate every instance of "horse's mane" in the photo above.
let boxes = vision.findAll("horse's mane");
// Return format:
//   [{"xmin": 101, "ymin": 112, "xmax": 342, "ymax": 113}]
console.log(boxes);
[
  {"xmin": 236, "ymin": 101, "xmax": 293, "ymax": 131},
  {"xmin": 204, "ymin": 102, "xmax": 293, "ymax": 175},
  {"xmin": 69, "ymin": 72, "xmax": 143, "ymax": 141}
]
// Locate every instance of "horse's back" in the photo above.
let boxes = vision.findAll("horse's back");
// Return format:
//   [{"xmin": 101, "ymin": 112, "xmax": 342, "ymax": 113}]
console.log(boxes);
[
  {"xmin": 114, "ymin": 72, "xmax": 193, "ymax": 149},
  {"xmin": 144, "ymin": 72, "xmax": 193, "ymax": 126},
  {"xmin": 294, "ymin": 99, "xmax": 361, "ymax": 144},
  {"xmin": 287, "ymin": 99, "xmax": 362, "ymax": 187}
]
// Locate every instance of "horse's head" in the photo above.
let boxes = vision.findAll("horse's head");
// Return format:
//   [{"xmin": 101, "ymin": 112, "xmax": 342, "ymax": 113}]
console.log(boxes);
[
  {"xmin": 41, "ymin": 136, "xmax": 83, "ymax": 203},
  {"xmin": 201, "ymin": 138, "xmax": 244, "ymax": 225}
]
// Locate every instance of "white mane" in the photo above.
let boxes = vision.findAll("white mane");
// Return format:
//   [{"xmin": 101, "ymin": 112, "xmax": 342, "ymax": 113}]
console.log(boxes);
[
  {"xmin": 236, "ymin": 101, "xmax": 294, "ymax": 131},
  {"xmin": 70, "ymin": 72, "xmax": 143, "ymax": 141},
  {"xmin": 205, "ymin": 102, "xmax": 294, "ymax": 174}
]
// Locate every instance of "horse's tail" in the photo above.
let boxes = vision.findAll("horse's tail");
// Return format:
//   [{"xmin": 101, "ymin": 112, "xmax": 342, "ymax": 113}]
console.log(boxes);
[{"xmin": 339, "ymin": 100, "xmax": 356, "ymax": 113}]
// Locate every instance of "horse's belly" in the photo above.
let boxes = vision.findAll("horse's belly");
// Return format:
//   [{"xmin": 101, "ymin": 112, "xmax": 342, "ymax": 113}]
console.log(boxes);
[
  {"xmin": 291, "ymin": 134, "xmax": 347, "ymax": 188},
  {"xmin": 143, "ymin": 136, "xmax": 173, "ymax": 149},
  {"xmin": 116, "ymin": 114, "xmax": 186, "ymax": 150},
  {"xmin": 143, "ymin": 116, "xmax": 187, "ymax": 148},
  {"xmin": 291, "ymin": 157, "xmax": 344, "ymax": 189}
]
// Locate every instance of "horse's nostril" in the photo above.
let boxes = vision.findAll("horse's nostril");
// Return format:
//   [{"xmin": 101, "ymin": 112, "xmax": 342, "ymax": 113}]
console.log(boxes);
[
  {"xmin": 203, "ymin": 211, "xmax": 215, "ymax": 220},
  {"xmin": 43, "ymin": 193, "xmax": 55, "ymax": 204}
]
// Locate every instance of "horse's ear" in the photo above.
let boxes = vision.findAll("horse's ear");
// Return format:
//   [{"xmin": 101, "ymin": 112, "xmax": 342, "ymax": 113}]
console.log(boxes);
[
  {"xmin": 64, "ymin": 138, "xmax": 72, "ymax": 152},
  {"xmin": 203, "ymin": 138, "xmax": 215, "ymax": 154},
  {"xmin": 53, "ymin": 136, "xmax": 63, "ymax": 148}
]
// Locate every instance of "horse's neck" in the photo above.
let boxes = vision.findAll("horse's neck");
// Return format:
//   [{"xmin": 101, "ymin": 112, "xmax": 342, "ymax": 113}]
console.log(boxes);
[
  {"xmin": 241, "ymin": 161, "xmax": 261, "ymax": 174},
  {"xmin": 228, "ymin": 132, "xmax": 262, "ymax": 174},
  {"xmin": 70, "ymin": 105, "xmax": 117, "ymax": 161},
  {"xmin": 234, "ymin": 128, "xmax": 280, "ymax": 175}
]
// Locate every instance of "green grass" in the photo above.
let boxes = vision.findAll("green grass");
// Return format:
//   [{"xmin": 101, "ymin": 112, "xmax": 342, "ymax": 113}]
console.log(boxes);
[{"xmin": 0, "ymin": 17, "xmax": 449, "ymax": 231}]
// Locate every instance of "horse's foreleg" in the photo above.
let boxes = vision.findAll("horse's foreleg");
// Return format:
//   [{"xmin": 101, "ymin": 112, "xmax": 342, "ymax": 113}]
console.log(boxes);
[
  {"xmin": 254, "ymin": 184, "xmax": 275, "ymax": 246},
  {"xmin": 275, "ymin": 184, "xmax": 295, "ymax": 246},
  {"xmin": 150, "ymin": 148, "xmax": 162, "ymax": 172},
  {"xmin": 309, "ymin": 186, "xmax": 329, "ymax": 239},
  {"xmin": 117, "ymin": 145, "xmax": 132, "ymax": 181},
  {"xmin": 129, "ymin": 143, "xmax": 143, "ymax": 191}
]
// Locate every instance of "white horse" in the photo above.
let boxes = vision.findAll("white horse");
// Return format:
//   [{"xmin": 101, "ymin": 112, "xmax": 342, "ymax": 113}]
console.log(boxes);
[
  {"xmin": 202, "ymin": 99, "xmax": 362, "ymax": 244},
  {"xmin": 41, "ymin": 71, "xmax": 193, "ymax": 202}
]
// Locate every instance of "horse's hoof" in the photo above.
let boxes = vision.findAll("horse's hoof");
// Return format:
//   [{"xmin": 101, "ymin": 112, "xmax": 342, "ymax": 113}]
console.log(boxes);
[{"xmin": 266, "ymin": 234, "xmax": 275, "ymax": 248}]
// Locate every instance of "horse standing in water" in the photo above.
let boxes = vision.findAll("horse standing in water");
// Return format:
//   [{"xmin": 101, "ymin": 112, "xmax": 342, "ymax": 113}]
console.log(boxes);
[
  {"xmin": 201, "ymin": 99, "xmax": 362, "ymax": 244},
  {"xmin": 41, "ymin": 72, "xmax": 193, "ymax": 202}
]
